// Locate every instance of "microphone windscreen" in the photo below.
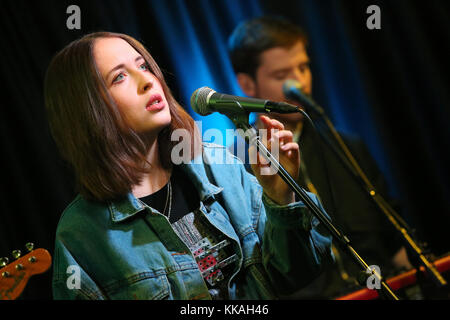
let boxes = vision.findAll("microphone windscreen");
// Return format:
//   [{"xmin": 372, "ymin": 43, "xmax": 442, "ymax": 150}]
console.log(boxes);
[
  {"xmin": 283, "ymin": 79, "xmax": 324, "ymax": 115},
  {"xmin": 190, "ymin": 87, "xmax": 214, "ymax": 116},
  {"xmin": 282, "ymin": 79, "xmax": 302, "ymax": 100}
]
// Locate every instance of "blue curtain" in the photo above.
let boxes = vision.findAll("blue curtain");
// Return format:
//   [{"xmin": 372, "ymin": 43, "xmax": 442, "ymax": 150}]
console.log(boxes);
[{"xmin": 147, "ymin": 0, "xmax": 263, "ymax": 135}]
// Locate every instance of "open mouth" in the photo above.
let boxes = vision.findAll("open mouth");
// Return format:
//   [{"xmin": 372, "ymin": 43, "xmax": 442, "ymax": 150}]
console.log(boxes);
[{"xmin": 146, "ymin": 94, "xmax": 165, "ymax": 111}]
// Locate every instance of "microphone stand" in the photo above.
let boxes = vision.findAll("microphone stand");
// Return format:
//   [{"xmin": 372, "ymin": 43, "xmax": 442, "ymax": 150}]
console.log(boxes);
[
  {"xmin": 218, "ymin": 101, "xmax": 400, "ymax": 300},
  {"xmin": 299, "ymin": 98, "xmax": 447, "ymax": 289}
]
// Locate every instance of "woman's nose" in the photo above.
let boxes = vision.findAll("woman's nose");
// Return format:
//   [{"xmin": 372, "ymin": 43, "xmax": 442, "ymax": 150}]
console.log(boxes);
[
  {"xmin": 141, "ymin": 79, "xmax": 153, "ymax": 93},
  {"xmin": 137, "ymin": 72, "xmax": 153, "ymax": 93}
]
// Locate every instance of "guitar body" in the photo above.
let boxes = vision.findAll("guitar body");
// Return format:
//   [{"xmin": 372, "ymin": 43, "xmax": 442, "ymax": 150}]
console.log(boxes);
[{"xmin": 0, "ymin": 248, "xmax": 52, "ymax": 300}]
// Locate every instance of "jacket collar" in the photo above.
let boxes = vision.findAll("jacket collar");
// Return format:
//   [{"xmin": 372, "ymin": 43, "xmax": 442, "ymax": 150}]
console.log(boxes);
[{"xmin": 108, "ymin": 154, "xmax": 223, "ymax": 223}]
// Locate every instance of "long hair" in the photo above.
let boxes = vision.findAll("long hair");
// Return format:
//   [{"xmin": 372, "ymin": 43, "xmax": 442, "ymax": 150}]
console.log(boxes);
[{"xmin": 44, "ymin": 32, "xmax": 198, "ymax": 202}]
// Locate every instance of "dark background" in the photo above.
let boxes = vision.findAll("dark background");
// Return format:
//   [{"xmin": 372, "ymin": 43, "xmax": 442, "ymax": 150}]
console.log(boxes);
[{"xmin": 0, "ymin": 0, "xmax": 449, "ymax": 299}]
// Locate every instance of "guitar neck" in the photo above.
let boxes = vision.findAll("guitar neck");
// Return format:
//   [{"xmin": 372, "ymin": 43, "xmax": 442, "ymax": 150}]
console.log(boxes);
[{"xmin": 0, "ymin": 248, "xmax": 52, "ymax": 300}]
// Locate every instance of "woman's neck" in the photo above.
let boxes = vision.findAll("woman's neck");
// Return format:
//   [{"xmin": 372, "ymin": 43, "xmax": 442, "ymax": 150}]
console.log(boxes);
[{"xmin": 131, "ymin": 138, "xmax": 172, "ymax": 198}]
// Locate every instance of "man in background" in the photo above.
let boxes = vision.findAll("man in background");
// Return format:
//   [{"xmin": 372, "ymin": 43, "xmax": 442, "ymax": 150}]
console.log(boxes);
[{"xmin": 227, "ymin": 16, "xmax": 412, "ymax": 299}]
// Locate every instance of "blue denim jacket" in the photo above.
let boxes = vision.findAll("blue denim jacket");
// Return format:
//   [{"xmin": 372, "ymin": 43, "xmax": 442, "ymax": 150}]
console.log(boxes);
[{"xmin": 52, "ymin": 143, "xmax": 333, "ymax": 299}]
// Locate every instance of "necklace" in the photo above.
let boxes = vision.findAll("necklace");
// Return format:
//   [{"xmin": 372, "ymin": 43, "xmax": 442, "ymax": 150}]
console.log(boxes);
[{"xmin": 163, "ymin": 179, "xmax": 172, "ymax": 220}]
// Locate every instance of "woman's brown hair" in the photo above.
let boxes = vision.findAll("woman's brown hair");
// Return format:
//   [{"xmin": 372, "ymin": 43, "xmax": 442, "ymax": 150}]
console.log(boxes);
[{"xmin": 45, "ymin": 32, "xmax": 198, "ymax": 202}]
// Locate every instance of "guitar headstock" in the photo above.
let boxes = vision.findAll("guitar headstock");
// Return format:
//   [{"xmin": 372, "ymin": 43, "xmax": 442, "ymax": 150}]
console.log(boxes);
[{"xmin": 0, "ymin": 243, "xmax": 52, "ymax": 300}]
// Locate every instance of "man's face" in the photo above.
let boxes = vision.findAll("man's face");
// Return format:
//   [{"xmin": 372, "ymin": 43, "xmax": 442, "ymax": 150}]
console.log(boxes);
[{"xmin": 252, "ymin": 41, "xmax": 312, "ymax": 123}]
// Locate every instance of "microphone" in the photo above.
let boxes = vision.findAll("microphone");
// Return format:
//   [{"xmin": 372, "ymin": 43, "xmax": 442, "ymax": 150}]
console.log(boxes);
[
  {"xmin": 283, "ymin": 79, "xmax": 325, "ymax": 115},
  {"xmin": 190, "ymin": 87, "xmax": 299, "ymax": 116}
]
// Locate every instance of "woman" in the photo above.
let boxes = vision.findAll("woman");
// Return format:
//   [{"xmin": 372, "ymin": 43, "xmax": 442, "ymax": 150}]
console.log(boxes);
[{"xmin": 45, "ymin": 32, "xmax": 333, "ymax": 300}]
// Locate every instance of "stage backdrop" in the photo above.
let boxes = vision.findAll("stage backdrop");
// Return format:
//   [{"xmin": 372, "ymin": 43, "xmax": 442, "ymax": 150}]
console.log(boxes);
[{"xmin": 1, "ymin": 0, "xmax": 449, "ymax": 299}]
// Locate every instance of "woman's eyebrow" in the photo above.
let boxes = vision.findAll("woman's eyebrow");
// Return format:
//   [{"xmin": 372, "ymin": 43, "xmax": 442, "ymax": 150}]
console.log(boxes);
[{"xmin": 106, "ymin": 56, "xmax": 144, "ymax": 80}]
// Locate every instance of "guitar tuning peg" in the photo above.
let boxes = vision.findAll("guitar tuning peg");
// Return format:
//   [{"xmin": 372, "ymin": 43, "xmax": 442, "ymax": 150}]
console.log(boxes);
[
  {"xmin": 0, "ymin": 257, "xmax": 9, "ymax": 267},
  {"xmin": 12, "ymin": 250, "xmax": 21, "ymax": 259},
  {"xmin": 25, "ymin": 242, "xmax": 34, "ymax": 252}
]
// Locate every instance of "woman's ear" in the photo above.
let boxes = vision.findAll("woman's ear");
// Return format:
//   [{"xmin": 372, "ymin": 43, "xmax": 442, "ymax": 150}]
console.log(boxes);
[{"xmin": 236, "ymin": 73, "xmax": 256, "ymax": 97}]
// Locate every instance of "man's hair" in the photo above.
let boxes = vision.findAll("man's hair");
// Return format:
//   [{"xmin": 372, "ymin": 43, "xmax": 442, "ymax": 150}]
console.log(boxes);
[
  {"xmin": 228, "ymin": 16, "xmax": 308, "ymax": 78},
  {"xmin": 44, "ymin": 32, "xmax": 198, "ymax": 202}
]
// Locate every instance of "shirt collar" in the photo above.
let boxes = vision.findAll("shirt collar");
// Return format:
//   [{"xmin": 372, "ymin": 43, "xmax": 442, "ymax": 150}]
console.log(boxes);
[{"xmin": 108, "ymin": 153, "xmax": 223, "ymax": 223}]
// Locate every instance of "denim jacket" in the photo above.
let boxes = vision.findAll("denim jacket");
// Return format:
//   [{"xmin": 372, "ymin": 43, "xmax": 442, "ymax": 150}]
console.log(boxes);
[{"xmin": 52, "ymin": 143, "xmax": 333, "ymax": 300}]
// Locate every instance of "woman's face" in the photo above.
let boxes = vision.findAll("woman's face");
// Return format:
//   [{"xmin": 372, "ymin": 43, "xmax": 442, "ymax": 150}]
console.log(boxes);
[{"xmin": 93, "ymin": 37, "xmax": 171, "ymax": 137}]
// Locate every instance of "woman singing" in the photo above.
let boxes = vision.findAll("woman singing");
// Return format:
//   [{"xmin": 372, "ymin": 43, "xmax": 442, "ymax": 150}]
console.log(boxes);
[{"xmin": 45, "ymin": 32, "xmax": 333, "ymax": 300}]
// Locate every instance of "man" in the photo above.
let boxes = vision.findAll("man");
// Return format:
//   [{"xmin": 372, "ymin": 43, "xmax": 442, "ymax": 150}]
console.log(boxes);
[{"xmin": 227, "ymin": 16, "xmax": 412, "ymax": 299}]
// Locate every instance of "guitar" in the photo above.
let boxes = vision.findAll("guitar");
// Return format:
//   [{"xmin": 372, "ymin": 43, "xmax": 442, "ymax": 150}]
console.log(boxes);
[
  {"xmin": 335, "ymin": 253, "xmax": 450, "ymax": 300},
  {"xmin": 0, "ymin": 243, "xmax": 52, "ymax": 300}
]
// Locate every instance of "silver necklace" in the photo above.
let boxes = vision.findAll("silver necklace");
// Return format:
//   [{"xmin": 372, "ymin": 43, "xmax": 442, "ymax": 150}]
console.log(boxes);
[{"xmin": 163, "ymin": 179, "xmax": 172, "ymax": 220}]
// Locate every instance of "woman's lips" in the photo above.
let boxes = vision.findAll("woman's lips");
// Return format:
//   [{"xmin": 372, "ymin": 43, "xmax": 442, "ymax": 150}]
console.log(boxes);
[{"xmin": 146, "ymin": 94, "xmax": 165, "ymax": 111}]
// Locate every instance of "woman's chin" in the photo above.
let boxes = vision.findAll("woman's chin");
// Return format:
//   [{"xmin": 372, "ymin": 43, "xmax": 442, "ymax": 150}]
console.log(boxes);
[{"xmin": 138, "ymin": 119, "xmax": 172, "ymax": 139}]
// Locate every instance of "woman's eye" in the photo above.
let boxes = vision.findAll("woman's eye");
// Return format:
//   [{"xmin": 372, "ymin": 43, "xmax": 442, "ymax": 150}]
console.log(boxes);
[
  {"xmin": 139, "ymin": 63, "xmax": 149, "ymax": 71},
  {"xmin": 111, "ymin": 64, "xmax": 148, "ymax": 85},
  {"xmin": 112, "ymin": 73, "xmax": 126, "ymax": 84}
]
